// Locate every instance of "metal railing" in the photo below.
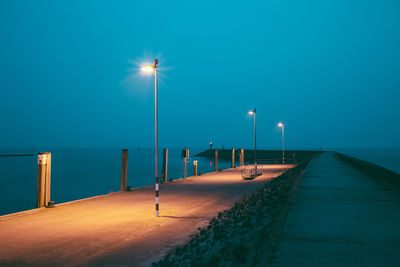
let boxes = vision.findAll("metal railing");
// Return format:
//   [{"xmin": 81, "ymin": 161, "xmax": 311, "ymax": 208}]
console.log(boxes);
[
  {"xmin": 241, "ymin": 165, "xmax": 263, "ymax": 180},
  {"xmin": 255, "ymin": 158, "xmax": 296, "ymax": 164}
]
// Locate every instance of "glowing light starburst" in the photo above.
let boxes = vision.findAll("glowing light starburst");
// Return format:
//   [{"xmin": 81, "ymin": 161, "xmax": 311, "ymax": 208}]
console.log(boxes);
[{"xmin": 121, "ymin": 52, "xmax": 169, "ymax": 97}]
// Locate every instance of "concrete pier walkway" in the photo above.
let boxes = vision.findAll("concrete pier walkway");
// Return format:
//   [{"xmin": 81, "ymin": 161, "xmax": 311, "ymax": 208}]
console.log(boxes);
[
  {"xmin": 273, "ymin": 152, "xmax": 400, "ymax": 266},
  {"xmin": 0, "ymin": 165, "xmax": 293, "ymax": 267}
]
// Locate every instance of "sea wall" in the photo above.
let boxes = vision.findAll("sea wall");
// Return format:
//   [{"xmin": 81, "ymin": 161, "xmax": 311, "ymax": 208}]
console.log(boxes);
[{"xmin": 336, "ymin": 152, "xmax": 400, "ymax": 190}]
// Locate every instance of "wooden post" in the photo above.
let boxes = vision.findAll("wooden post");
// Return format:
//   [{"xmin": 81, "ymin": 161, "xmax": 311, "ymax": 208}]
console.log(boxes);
[
  {"xmin": 37, "ymin": 153, "xmax": 46, "ymax": 208},
  {"xmin": 37, "ymin": 152, "xmax": 51, "ymax": 208},
  {"xmin": 231, "ymin": 148, "xmax": 235, "ymax": 168},
  {"xmin": 44, "ymin": 152, "xmax": 51, "ymax": 206},
  {"xmin": 182, "ymin": 148, "xmax": 189, "ymax": 178},
  {"xmin": 162, "ymin": 148, "xmax": 168, "ymax": 183},
  {"xmin": 214, "ymin": 149, "xmax": 218, "ymax": 172},
  {"xmin": 121, "ymin": 149, "xmax": 128, "ymax": 191},
  {"xmin": 240, "ymin": 149, "xmax": 244, "ymax": 166},
  {"xmin": 193, "ymin": 160, "xmax": 198, "ymax": 176}
]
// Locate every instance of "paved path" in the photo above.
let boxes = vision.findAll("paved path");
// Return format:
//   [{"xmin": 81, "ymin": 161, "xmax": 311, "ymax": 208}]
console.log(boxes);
[
  {"xmin": 0, "ymin": 164, "xmax": 293, "ymax": 267},
  {"xmin": 273, "ymin": 152, "xmax": 400, "ymax": 266}
]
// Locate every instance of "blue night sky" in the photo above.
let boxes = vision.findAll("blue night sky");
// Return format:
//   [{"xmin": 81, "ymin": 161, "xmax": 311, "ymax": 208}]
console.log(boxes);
[{"xmin": 0, "ymin": 0, "xmax": 399, "ymax": 149}]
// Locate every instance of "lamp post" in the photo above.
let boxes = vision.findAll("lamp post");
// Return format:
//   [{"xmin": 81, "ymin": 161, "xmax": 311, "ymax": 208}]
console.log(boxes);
[
  {"xmin": 278, "ymin": 122, "xmax": 284, "ymax": 164},
  {"xmin": 248, "ymin": 108, "xmax": 257, "ymax": 171},
  {"xmin": 141, "ymin": 58, "xmax": 159, "ymax": 217}
]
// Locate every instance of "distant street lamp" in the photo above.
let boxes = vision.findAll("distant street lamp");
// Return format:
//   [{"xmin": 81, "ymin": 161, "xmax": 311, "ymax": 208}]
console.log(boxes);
[
  {"xmin": 278, "ymin": 122, "xmax": 285, "ymax": 164},
  {"xmin": 248, "ymin": 108, "xmax": 257, "ymax": 171},
  {"xmin": 141, "ymin": 58, "xmax": 159, "ymax": 217}
]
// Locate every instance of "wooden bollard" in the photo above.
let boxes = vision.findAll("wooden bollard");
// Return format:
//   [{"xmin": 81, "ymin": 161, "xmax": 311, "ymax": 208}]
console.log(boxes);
[
  {"xmin": 37, "ymin": 152, "xmax": 52, "ymax": 208},
  {"xmin": 45, "ymin": 152, "xmax": 51, "ymax": 206},
  {"xmin": 182, "ymin": 148, "xmax": 189, "ymax": 178},
  {"xmin": 162, "ymin": 148, "xmax": 168, "ymax": 183},
  {"xmin": 121, "ymin": 149, "xmax": 128, "ymax": 191},
  {"xmin": 193, "ymin": 160, "xmax": 198, "ymax": 176},
  {"xmin": 231, "ymin": 148, "xmax": 235, "ymax": 168},
  {"xmin": 214, "ymin": 149, "xmax": 218, "ymax": 172},
  {"xmin": 240, "ymin": 149, "xmax": 244, "ymax": 166}
]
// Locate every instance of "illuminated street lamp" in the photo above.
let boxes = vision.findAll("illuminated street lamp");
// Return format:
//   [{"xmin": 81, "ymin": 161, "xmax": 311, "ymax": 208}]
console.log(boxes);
[
  {"xmin": 248, "ymin": 108, "xmax": 257, "ymax": 171},
  {"xmin": 278, "ymin": 122, "xmax": 285, "ymax": 164},
  {"xmin": 141, "ymin": 58, "xmax": 159, "ymax": 217}
]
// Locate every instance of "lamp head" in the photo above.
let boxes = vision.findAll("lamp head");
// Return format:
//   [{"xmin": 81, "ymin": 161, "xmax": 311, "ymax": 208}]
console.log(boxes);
[
  {"xmin": 141, "ymin": 65, "xmax": 154, "ymax": 72},
  {"xmin": 278, "ymin": 122, "xmax": 284, "ymax": 127},
  {"xmin": 248, "ymin": 108, "xmax": 256, "ymax": 115},
  {"xmin": 141, "ymin": 58, "xmax": 158, "ymax": 73}
]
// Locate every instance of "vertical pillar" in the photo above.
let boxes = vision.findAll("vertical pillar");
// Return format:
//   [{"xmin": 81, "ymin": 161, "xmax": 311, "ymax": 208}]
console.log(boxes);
[
  {"xmin": 37, "ymin": 152, "xmax": 51, "ymax": 208},
  {"xmin": 121, "ymin": 149, "xmax": 128, "ymax": 191},
  {"xmin": 162, "ymin": 148, "xmax": 168, "ymax": 183},
  {"xmin": 161, "ymin": 148, "xmax": 168, "ymax": 183},
  {"xmin": 182, "ymin": 148, "xmax": 189, "ymax": 178},
  {"xmin": 37, "ymin": 153, "xmax": 46, "ymax": 208},
  {"xmin": 44, "ymin": 152, "xmax": 51, "ymax": 206},
  {"xmin": 193, "ymin": 160, "xmax": 198, "ymax": 176},
  {"xmin": 214, "ymin": 149, "xmax": 218, "ymax": 172},
  {"xmin": 240, "ymin": 149, "xmax": 244, "ymax": 166},
  {"xmin": 231, "ymin": 148, "xmax": 235, "ymax": 168}
]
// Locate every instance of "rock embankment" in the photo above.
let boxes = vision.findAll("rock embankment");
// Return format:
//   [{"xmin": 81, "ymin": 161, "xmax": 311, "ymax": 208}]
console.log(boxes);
[{"xmin": 153, "ymin": 159, "xmax": 316, "ymax": 266}]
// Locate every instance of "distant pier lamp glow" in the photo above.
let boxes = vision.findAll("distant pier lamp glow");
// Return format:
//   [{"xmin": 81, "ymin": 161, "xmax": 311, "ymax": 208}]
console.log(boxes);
[
  {"xmin": 278, "ymin": 122, "xmax": 285, "ymax": 164},
  {"xmin": 248, "ymin": 110, "xmax": 255, "ymax": 115}
]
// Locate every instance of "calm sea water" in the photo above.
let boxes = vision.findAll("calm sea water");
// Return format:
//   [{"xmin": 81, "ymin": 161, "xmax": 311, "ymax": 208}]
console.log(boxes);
[
  {"xmin": 0, "ymin": 148, "xmax": 233, "ymax": 216},
  {"xmin": 337, "ymin": 148, "xmax": 400, "ymax": 174}
]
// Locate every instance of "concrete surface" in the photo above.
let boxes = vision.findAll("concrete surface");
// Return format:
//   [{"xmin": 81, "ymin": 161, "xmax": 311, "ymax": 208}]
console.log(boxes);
[
  {"xmin": 0, "ymin": 164, "xmax": 293, "ymax": 267},
  {"xmin": 273, "ymin": 152, "xmax": 400, "ymax": 266}
]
